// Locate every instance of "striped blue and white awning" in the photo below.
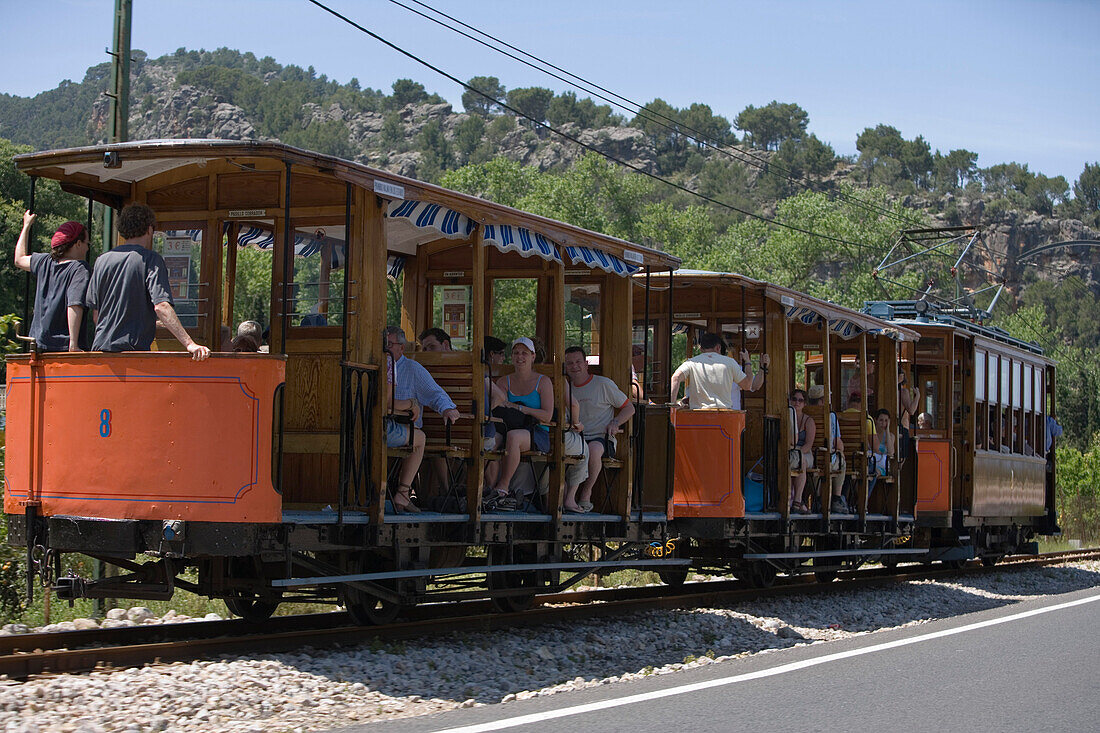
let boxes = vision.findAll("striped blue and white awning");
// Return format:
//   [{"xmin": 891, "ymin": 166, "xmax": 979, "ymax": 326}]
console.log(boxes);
[
  {"xmin": 228, "ymin": 227, "xmax": 346, "ymax": 268},
  {"xmin": 565, "ymin": 245, "xmax": 639, "ymax": 277},
  {"xmin": 387, "ymin": 255, "xmax": 405, "ymax": 280},
  {"xmin": 387, "ymin": 200, "xmax": 476, "ymax": 239},
  {"xmin": 785, "ymin": 304, "xmax": 866, "ymax": 340},
  {"xmin": 482, "ymin": 224, "xmax": 563, "ymax": 264}
]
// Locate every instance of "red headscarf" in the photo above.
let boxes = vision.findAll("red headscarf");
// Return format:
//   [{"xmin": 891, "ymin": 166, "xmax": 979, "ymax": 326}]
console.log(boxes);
[{"xmin": 51, "ymin": 221, "xmax": 86, "ymax": 249}]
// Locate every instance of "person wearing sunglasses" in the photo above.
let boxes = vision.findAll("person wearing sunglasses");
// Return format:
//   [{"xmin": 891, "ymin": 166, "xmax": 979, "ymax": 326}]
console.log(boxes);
[{"xmin": 788, "ymin": 389, "xmax": 816, "ymax": 514}]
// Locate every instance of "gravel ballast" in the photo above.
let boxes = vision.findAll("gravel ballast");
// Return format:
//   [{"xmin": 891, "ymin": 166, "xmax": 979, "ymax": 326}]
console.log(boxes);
[{"xmin": 0, "ymin": 560, "xmax": 1096, "ymax": 733}]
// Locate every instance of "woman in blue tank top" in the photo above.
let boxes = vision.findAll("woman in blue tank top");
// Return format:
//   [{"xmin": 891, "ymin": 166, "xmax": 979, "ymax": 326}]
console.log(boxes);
[{"xmin": 485, "ymin": 337, "xmax": 554, "ymax": 503}]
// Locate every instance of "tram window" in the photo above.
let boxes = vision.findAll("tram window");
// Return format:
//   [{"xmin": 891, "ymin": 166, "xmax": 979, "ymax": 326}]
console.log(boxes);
[
  {"xmin": 976, "ymin": 400, "xmax": 987, "ymax": 446},
  {"xmin": 671, "ymin": 331, "xmax": 688, "ymax": 371},
  {"xmin": 1011, "ymin": 360, "xmax": 1022, "ymax": 410},
  {"xmin": 429, "ymin": 284, "xmax": 472, "ymax": 350},
  {"xmin": 1000, "ymin": 358, "xmax": 1010, "ymax": 408},
  {"xmin": 154, "ymin": 227, "xmax": 203, "ymax": 330},
  {"xmin": 975, "ymin": 351, "xmax": 986, "ymax": 400},
  {"xmin": 231, "ymin": 245, "xmax": 273, "ymax": 329},
  {"xmin": 633, "ymin": 324, "xmax": 657, "ymax": 390},
  {"xmin": 565, "ymin": 284, "xmax": 601, "ymax": 358},
  {"xmin": 987, "ymin": 355, "xmax": 998, "ymax": 405},
  {"xmin": 386, "ymin": 270, "xmax": 403, "ymax": 325},
  {"xmin": 290, "ymin": 225, "xmax": 344, "ymax": 328},
  {"xmin": 921, "ymin": 376, "xmax": 941, "ymax": 430},
  {"xmin": 491, "ymin": 278, "xmax": 537, "ymax": 348}
]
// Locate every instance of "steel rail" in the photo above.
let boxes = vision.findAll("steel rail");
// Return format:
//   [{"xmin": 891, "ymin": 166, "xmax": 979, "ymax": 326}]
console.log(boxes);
[{"xmin": 2, "ymin": 549, "xmax": 1096, "ymax": 680}]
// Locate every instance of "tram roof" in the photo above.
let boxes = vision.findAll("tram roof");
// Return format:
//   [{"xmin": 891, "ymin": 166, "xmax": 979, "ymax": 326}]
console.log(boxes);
[
  {"xmin": 13, "ymin": 138, "xmax": 680, "ymax": 272},
  {"xmin": 640, "ymin": 269, "xmax": 920, "ymax": 342}
]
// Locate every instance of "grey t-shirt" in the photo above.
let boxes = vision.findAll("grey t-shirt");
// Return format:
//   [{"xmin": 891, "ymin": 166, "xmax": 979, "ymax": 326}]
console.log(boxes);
[
  {"xmin": 86, "ymin": 244, "xmax": 174, "ymax": 352},
  {"xmin": 29, "ymin": 252, "xmax": 91, "ymax": 351}
]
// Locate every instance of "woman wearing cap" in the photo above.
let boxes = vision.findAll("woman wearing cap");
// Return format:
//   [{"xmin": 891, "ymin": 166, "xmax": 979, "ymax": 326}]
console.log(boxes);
[
  {"xmin": 13, "ymin": 210, "xmax": 91, "ymax": 351},
  {"xmin": 486, "ymin": 337, "xmax": 554, "ymax": 506}
]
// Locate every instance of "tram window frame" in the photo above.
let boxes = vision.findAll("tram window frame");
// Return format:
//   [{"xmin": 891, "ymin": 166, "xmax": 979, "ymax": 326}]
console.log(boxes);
[
  {"xmin": 490, "ymin": 277, "xmax": 540, "ymax": 356},
  {"xmin": 975, "ymin": 350, "xmax": 987, "ymax": 447},
  {"xmin": 152, "ymin": 221, "xmax": 206, "ymax": 340},
  {"xmin": 427, "ymin": 282, "xmax": 473, "ymax": 351},
  {"xmin": 987, "ymin": 354, "xmax": 999, "ymax": 450},
  {"xmin": 564, "ymin": 280, "xmax": 603, "ymax": 361},
  {"xmin": 228, "ymin": 222, "xmax": 274, "ymax": 339},
  {"xmin": 284, "ymin": 220, "xmax": 347, "ymax": 334}
]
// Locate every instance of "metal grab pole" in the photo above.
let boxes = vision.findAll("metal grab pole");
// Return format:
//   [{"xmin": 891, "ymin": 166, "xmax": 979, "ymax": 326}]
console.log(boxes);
[{"xmin": 22, "ymin": 177, "xmax": 37, "ymax": 347}]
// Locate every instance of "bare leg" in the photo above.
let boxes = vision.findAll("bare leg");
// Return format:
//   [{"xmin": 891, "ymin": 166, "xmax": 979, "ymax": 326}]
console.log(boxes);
[
  {"xmin": 577, "ymin": 439, "xmax": 605, "ymax": 506},
  {"xmin": 394, "ymin": 429, "xmax": 425, "ymax": 512},
  {"xmin": 492, "ymin": 430, "xmax": 530, "ymax": 493},
  {"xmin": 791, "ymin": 470, "xmax": 806, "ymax": 507},
  {"xmin": 563, "ymin": 482, "xmax": 583, "ymax": 512}
]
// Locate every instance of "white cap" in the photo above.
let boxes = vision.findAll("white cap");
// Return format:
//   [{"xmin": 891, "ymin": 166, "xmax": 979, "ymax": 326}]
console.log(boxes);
[{"xmin": 511, "ymin": 337, "xmax": 536, "ymax": 354}]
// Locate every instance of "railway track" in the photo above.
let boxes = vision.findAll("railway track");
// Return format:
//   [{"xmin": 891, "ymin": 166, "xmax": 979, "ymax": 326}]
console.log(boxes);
[{"xmin": 2, "ymin": 549, "xmax": 1096, "ymax": 681}]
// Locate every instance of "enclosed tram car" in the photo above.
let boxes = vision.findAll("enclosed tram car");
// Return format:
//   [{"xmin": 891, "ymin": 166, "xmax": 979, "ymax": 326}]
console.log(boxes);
[{"xmin": 3, "ymin": 141, "xmax": 1058, "ymax": 622}]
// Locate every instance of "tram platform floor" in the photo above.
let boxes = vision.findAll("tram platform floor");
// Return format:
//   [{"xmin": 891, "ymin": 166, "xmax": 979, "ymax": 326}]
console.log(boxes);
[{"xmin": 281, "ymin": 508, "xmax": 668, "ymax": 525}]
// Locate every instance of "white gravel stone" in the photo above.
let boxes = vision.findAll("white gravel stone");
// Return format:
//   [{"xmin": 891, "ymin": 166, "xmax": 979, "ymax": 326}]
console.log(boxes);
[
  {"xmin": 105, "ymin": 608, "xmax": 127, "ymax": 621},
  {"xmin": 0, "ymin": 560, "xmax": 1094, "ymax": 732},
  {"xmin": 127, "ymin": 607, "xmax": 155, "ymax": 623}
]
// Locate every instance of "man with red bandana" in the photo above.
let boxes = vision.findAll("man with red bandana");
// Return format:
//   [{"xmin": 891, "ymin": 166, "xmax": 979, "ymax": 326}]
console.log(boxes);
[{"xmin": 13, "ymin": 211, "xmax": 91, "ymax": 351}]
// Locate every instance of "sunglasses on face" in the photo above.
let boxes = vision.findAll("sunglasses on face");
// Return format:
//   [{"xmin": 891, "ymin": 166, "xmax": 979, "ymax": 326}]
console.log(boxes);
[{"xmin": 790, "ymin": 397, "xmax": 805, "ymax": 403}]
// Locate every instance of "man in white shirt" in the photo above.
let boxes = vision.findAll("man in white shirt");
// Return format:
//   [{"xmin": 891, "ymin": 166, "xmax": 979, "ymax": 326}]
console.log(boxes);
[
  {"xmin": 564, "ymin": 346, "xmax": 635, "ymax": 513},
  {"xmin": 671, "ymin": 332, "xmax": 766, "ymax": 409}
]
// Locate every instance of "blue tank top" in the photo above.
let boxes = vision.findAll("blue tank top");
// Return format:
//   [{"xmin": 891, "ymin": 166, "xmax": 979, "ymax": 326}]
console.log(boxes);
[{"xmin": 508, "ymin": 375, "xmax": 549, "ymax": 435}]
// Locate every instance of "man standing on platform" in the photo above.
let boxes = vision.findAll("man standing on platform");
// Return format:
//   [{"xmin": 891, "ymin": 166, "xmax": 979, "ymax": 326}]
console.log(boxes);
[
  {"xmin": 671, "ymin": 332, "xmax": 766, "ymax": 409},
  {"xmin": 86, "ymin": 203, "xmax": 209, "ymax": 360}
]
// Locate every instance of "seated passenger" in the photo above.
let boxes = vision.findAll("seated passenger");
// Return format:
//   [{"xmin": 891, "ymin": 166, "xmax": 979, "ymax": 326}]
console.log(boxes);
[
  {"xmin": 231, "ymin": 334, "xmax": 259, "ymax": 352},
  {"xmin": 419, "ymin": 327, "xmax": 451, "ymax": 352},
  {"xmin": 383, "ymin": 351, "xmax": 426, "ymax": 513},
  {"xmin": 872, "ymin": 408, "xmax": 896, "ymax": 476},
  {"xmin": 788, "ymin": 389, "xmax": 816, "ymax": 514},
  {"xmin": 916, "ymin": 412, "xmax": 931, "ymax": 430},
  {"xmin": 563, "ymin": 346, "xmax": 635, "ymax": 513},
  {"xmin": 383, "ymin": 326, "xmax": 460, "ymax": 511},
  {"xmin": 484, "ymin": 337, "xmax": 553, "ymax": 509}
]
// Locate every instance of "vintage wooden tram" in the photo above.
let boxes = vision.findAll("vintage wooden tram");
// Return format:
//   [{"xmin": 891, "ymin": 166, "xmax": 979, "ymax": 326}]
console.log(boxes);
[{"xmin": 3, "ymin": 140, "xmax": 1058, "ymax": 622}]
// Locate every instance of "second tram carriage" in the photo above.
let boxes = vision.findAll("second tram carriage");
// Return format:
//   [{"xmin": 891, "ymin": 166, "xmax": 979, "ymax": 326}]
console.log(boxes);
[{"xmin": 3, "ymin": 140, "xmax": 1058, "ymax": 620}]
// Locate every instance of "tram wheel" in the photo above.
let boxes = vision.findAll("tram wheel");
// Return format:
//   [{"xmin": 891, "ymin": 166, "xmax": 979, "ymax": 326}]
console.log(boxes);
[
  {"xmin": 341, "ymin": 554, "xmax": 404, "ymax": 626},
  {"xmin": 657, "ymin": 568, "xmax": 688, "ymax": 588},
  {"xmin": 745, "ymin": 562, "xmax": 778, "ymax": 588},
  {"xmin": 225, "ymin": 597, "xmax": 279, "ymax": 623},
  {"xmin": 488, "ymin": 548, "xmax": 539, "ymax": 613},
  {"xmin": 813, "ymin": 571, "xmax": 839, "ymax": 584},
  {"xmin": 980, "ymin": 554, "xmax": 1004, "ymax": 568}
]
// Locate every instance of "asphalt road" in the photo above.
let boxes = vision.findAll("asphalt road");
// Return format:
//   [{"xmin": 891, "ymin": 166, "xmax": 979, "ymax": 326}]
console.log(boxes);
[{"xmin": 330, "ymin": 586, "xmax": 1100, "ymax": 733}]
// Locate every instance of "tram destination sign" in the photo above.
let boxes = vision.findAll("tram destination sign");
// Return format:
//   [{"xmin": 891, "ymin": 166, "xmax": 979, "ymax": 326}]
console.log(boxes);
[
  {"xmin": 374, "ymin": 180, "xmax": 405, "ymax": 200},
  {"xmin": 228, "ymin": 209, "xmax": 266, "ymax": 218}
]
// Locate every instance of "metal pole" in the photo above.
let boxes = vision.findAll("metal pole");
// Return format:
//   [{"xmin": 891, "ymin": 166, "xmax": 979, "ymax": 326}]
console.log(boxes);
[
  {"xmin": 102, "ymin": 0, "xmax": 131, "ymax": 251},
  {"xmin": 22, "ymin": 178, "xmax": 36, "ymax": 348},
  {"xmin": 642, "ymin": 267, "xmax": 651, "ymax": 395},
  {"xmin": 280, "ymin": 162, "xmax": 292, "ymax": 353}
]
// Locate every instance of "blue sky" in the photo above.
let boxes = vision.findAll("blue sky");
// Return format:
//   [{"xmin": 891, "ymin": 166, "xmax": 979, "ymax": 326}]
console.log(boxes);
[{"xmin": 1, "ymin": 0, "xmax": 1096, "ymax": 182}]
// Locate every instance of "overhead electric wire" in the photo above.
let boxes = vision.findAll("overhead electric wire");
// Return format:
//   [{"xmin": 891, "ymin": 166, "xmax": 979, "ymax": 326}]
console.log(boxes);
[
  {"xmin": 306, "ymin": 0, "xmax": 879, "ymax": 253},
  {"xmin": 388, "ymin": 0, "xmax": 928, "ymax": 232}
]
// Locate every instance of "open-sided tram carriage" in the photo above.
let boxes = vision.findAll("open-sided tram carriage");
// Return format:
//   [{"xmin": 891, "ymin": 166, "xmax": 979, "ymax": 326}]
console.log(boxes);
[
  {"xmin": 632, "ymin": 271, "xmax": 1057, "ymax": 583},
  {"xmin": 3, "ymin": 141, "xmax": 1059, "ymax": 621}
]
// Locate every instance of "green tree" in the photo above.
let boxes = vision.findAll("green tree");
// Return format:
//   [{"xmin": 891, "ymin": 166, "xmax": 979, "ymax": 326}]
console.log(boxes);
[
  {"xmin": 461, "ymin": 76, "xmax": 506, "ymax": 116},
  {"xmin": 505, "ymin": 87, "xmax": 554, "ymax": 128},
  {"xmin": 678, "ymin": 103, "xmax": 734, "ymax": 148},
  {"xmin": 453, "ymin": 114, "xmax": 486, "ymax": 164},
  {"xmin": 1073, "ymin": 162, "xmax": 1100, "ymax": 215},
  {"xmin": 704, "ymin": 184, "xmax": 933, "ymax": 307},
  {"xmin": 734, "ymin": 101, "xmax": 809, "ymax": 151},
  {"xmin": 390, "ymin": 78, "xmax": 428, "ymax": 108},
  {"xmin": 933, "ymin": 148, "xmax": 979, "ymax": 191},
  {"xmin": 416, "ymin": 119, "xmax": 452, "ymax": 183}
]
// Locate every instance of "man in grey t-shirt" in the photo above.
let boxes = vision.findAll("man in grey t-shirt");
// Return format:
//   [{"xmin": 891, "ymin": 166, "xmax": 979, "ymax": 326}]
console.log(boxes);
[{"xmin": 86, "ymin": 203, "xmax": 209, "ymax": 360}]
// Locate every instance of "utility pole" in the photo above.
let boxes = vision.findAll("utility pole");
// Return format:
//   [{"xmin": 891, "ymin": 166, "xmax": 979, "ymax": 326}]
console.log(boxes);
[
  {"xmin": 102, "ymin": 0, "xmax": 132, "ymax": 252},
  {"xmin": 94, "ymin": 0, "xmax": 132, "ymax": 618}
]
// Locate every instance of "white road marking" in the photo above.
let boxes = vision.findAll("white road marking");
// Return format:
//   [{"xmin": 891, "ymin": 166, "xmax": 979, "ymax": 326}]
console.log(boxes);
[{"xmin": 435, "ymin": 592, "xmax": 1100, "ymax": 732}]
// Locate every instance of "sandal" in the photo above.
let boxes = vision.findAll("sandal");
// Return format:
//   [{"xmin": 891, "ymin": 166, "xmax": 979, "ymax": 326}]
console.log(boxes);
[
  {"xmin": 790, "ymin": 501, "xmax": 809, "ymax": 515},
  {"xmin": 392, "ymin": 483, "xmax": 421, "ymax": 514},
  {"xmin": 578, "ymin": 501, "xmax": 594, "ymax": 513}
]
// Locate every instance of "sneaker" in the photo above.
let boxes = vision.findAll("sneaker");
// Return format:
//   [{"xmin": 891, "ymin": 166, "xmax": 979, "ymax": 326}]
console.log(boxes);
[{"xmin": 830, "ymin": 497, "xmax": 848, "ymax": 514}]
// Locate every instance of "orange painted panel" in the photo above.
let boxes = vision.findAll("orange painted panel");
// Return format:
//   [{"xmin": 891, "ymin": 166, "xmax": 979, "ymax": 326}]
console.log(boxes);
[
  {"xmin": 4, "ymin": 354, "xmax": 285, "ymax": 523},
  {"xmin": 915, "ymin": 438, "xmax": 951, "ymax": 515},
  {"xmin": 671, "ymin": 409, "xmax": 745, "ymax": 518}
]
